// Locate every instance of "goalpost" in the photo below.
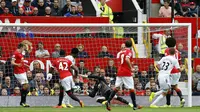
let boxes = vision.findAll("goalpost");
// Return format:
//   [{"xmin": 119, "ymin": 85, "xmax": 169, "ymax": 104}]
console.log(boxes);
[{"xmin": 0, "ymin": 23, "xmax": 192, "ymax": 107}]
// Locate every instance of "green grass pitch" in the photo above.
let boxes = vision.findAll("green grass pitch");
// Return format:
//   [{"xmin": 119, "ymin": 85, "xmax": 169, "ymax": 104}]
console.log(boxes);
[{"xmin": 0, "ymin": 106, "xmax": 200, "ymax": 112}]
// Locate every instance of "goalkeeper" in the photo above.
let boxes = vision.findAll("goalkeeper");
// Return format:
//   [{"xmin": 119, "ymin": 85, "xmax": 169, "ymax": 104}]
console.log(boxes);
[{"xmin": 81, "ymin": 74, "xmax": 133, "ymax": 107}]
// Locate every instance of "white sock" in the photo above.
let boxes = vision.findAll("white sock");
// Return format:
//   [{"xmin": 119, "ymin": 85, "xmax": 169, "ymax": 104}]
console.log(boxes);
[
  {"xmin": 151, "ymin": 94, "xmax": 164, "ymax": 105},
  {"xmin": 154, "ymin": 90, "xmax": 163, "ymax": 97}
]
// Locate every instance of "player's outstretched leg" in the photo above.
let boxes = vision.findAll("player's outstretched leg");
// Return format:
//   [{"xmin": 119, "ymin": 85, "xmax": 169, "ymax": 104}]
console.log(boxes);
[
  {"xmin": 20, "ymin": 84, "xmax": 30, "ymax": 107},
  {"xmin": 115, "ymin": 96, "xmax": 133, "ymax": 108},
  {"xmin": 63, "ymin": 94, "xmax": 74, "ymax": 108},
  {"xmin": 129, "ymin": 89, "xmax": 142, "ymax": 110},
  {"xmin": 173, "ymin": 85, "xmax": 185, "ymax": 107},
  {"xmin": 149, "ymin": 90, "xmax": 164, "ymax": 102},
  {"xmin": 66, "ymin": 90, "xmax": 84, "ymax": 108},
  {"xmin": 104, "ymin": 88, "xmax": 119, "ymax": 111},
  {"xmin": 54, "ymin": 87, "xmax": 64, "ymax": 108},
  {"xmin": 96, "ymin": 97, "xmax": 106, "ymax": 104}
]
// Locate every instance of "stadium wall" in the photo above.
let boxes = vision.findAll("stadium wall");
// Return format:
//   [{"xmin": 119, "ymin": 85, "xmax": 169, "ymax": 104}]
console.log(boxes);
[{"xmin": 0, "ymin": 96, "xmax": 198, "ymax": 107}]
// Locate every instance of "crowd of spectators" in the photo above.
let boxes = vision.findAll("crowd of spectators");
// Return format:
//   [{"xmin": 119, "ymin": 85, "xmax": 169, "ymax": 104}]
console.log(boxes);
[
  {"xmin": 0, "ymin": 0, "xmax": 83, "ymax": 17},
  {"xmin": 159, "ymin": 0, "xmax": 200, "ymax": 17},
  {"xmin": 0, "ymin": 40, "xmax": 190, "ymax": 96}
]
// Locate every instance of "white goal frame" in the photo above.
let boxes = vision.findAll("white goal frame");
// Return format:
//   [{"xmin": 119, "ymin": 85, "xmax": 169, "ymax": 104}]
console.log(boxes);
[{"xmin": 0, "ymin": 23, "xmax": 192, "ymax": 107}]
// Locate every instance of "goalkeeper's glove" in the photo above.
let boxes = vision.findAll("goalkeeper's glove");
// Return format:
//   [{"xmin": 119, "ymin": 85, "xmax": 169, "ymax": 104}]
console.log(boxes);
[{"xmin": 46, "ymin": 73, "xmax": 53, "ymax": 81}]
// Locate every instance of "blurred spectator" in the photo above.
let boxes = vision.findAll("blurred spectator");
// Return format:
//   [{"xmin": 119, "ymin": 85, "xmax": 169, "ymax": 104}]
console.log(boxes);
[
  {"xmin": 64, "ymin": 6, "xmax": 81, "ymax": 17},
  {"xmin": 159, "ymin": 0, "xmax": 171, "ymax": 17},
  {"xmin": 0, "ymin": 71, "xmax": 3, "ymax": 84},
  {"xmin": 0, "ymin": 7, "xmax": 13, "ymax": 16},
  {"xmin": 46, "ymin": 0, "xmax": 52, "ymax": 7},
  {"xmin": 9, "ymin": 0, "xmax": 19, "ymax": 16},
  {"xmin": 192, "ymin": 46, "xmax": 200, "ymax": 58},
  {"xmin": 32, "ymin": 7, "xmax": 39, "ymax": 16},
  {"xmin": 99, "ymin": 69, "xmax": 106, "ymax": 77},
  {"xmin": 11, "ymin": 86, "xmax": 20, "ymax": 96},
  {"xmin": 1, "ymin": 89, "xmax": 8, "ymax": 96},
  {"xmin": 105, "ymin": 76, "xmax": 111, "ymax": 86},
  {"xmin": 27, "ymin": 70, "xmax": 33, "ymax": 82},
  {"xmin": 152, "ymin": 30, "xmax": 171, "ymax": 58},
  {"xmin": 2, "ymin": 76, "xmax": 14, "ymax": 95},
  {"xmin": 139, "ymin": 71, "xmax": 149, "ymax": 88},
  {"xmin": 105, "ymin": 59, "xmax": 117, "ymax": 80},
  {"xmin": 52, "ymin": 43, "xmax": 62, "ymax": 58},
  {"xmin": 97, "ymin": 46, "xmax": 114, "ymax": 58},
  {"xmin": 38, "ymin": 84, "xmax": 44, "ymax": 95},
  {"xmin": 145, "ymin": 77, "xmax": 159, "ymax": 90},
  {"xmin": 43, "ymin": 87, "xmax": 50, "ymax": 96},
  {"xmin": 16, "ymin": 27, "xmax": 34, "ymax": 38},
  {"xmin": 93, "ymin": 66, "xmax": 100, "ymax": 76},
  {"xmin": 192, "ymin": 65, "xmax": 200, "ymax": 88},
  {"xmin": 187, "ymin": 2, "xmax": 200, "ymax": 17},
  {"xmin": 134, "ymin": 76, "xmax": 140, "ymax": 87},
  {"xmin": 150, "ymin": 82, "xmax": 158, "ymax": 92},
  {"xmin": 178, "ymin": 43, "xmax": 187, "ymax": 64},
  {"xmin": 77, "ymin": 44, "xmax": 89, "ymax": 58},
  {"xmin": 135, "ymin": 83, "xmax": 145, "ymax": 96},
  {"xmin": 22, "ymin": 0, "xmax": 34, "ymax": 16},
  {"xmin": 77, "ymin": 5, "xmax": 83, "ymax": 16},
  {"xmin": 35, "ymin": 42, "xmax": 50, "ymax": 58},
  {"xmin": 145, "ymin": 87, "xmax": 151, "ymax": 96},
  {"xmin": 45, "ymin": 6, "xmax": 51, "ymax": 16},
  {"xmin": 0, "ymin": 1, "xmax": 6, "ymax": 15},
  {"xmin": 147, "ymin": 64, "xmax": 156, "ymax": 78},
  {"xmin": 180, "ymin": 0, "xmax": 190, "ymax": 9},
  {"xmin": 31, "ymin": 60, "xmax": 45, "ymax": 76},
  {"xmin": 133, "ymin": 64, "xmax": 141, "ymax": 77},
  {"xmin": 28, "ymin": 87, "xmax": 38, "ymax": 96},
  {"xmin": 174, "ymin": 0, "xmax": 183, "ymax": 16},
  {"xmin": 51, "ymin": 0, "xmax": 60, "ymax": 16},
  {"xmin": 78, "ymin": 60, "xmax": 89, "ymax": 75},
  {"xmin": 98, "ymin": 0, "xmax": 113, "ymax": 23},
  {"xmin": 18, "ymin": 8, "xmax": 25, "ymax": 16},
  {"xmin": 29, "ymin": 73, "xmax": 46, "ymax": 88},
  {"xmin": 81, "ymin": 83, "xmax": 88, "ymax": 95},
  {"xmin": 61, "ymin": 0, "xmax": 72, "ymax": 16},
  {"xmin": 37, "ymin": 0, "xmax": 46, "ymax": 16},
  {"xmin": 53, "ymin": 88, "xmax": 60, "ymax": 96}
]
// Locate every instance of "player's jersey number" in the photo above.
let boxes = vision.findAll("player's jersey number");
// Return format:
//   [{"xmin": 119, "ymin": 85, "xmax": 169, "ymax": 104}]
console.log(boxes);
[
  {"xmin": 161, "ymin": 61, "xmax": 170, "ymax": 71},
  {"xmin": 59, "ymin": 62, "xmax": 68, "ymax": 70}
]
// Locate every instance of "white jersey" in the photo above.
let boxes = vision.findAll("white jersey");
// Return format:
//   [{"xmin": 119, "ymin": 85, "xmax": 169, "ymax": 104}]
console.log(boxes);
[
  {"xmin": 65, "ymin": 55, "xmax": 75, "ymax": 65},
  {"xmin": 157, "ymin": 55, "xmax": 180, "ymax": 75}
]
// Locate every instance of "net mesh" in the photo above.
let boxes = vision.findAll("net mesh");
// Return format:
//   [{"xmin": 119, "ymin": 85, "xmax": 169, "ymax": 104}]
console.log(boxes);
[{"xmin": 0, "ymin": 24, "xmax": 189, "ymax": 100}]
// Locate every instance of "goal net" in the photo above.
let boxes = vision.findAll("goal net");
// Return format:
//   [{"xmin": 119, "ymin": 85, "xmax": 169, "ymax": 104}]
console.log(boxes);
[{"xmin": 0, "ymin": 23, "xmax": 192, "ymax": 107}]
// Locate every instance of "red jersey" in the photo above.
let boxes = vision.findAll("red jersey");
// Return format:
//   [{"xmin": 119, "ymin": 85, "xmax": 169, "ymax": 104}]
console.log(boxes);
[
  {"xmin": 165, "ymin": 48, "xmax": 181, "ymax": 74},
  {"xmin": 12, "ymin": 50, "xmax": 26, "ymax": 74},
  {"xmin": 117, "ymin": 48, "xmax": 133, "ymax": 76},
  {"xmin": 136, "ymin": 90, "xmax": 145, "ymax": 96},
  {"xmin": 53, "ymin": 58, "xmax": 73, "ymax": 80}
]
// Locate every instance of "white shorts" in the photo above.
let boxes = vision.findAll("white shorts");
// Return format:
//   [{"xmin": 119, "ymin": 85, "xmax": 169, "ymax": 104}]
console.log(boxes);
[
  {"xmin": 61, "ymin": 76, "xmax": 75, "ymax": 91},
  {"xmin": 14, "ymin": 72, "xmax": 28, "ymax": 85},
  {"xmin": 170, "ymin": 73, "xmax": 181, "ymax": 85},
  {"xmin": 115, "ymin": 76, "xmax": 134, "ymax": 89},
  {"xmin": 158, "ymin": 73, "xmax": 171, "ymax": 90}
]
